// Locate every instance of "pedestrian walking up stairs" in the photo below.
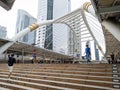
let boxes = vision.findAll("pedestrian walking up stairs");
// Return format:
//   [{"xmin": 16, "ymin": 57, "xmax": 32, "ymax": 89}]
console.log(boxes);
[{"xmin": 0, "ymin": 64, "xmax": 120, "ymax": 90}]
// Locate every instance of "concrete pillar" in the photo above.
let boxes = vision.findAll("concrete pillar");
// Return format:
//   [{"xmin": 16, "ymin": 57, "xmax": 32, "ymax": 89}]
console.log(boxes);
[
  {"xmin": 102, "ymin": 20, "xmax": 120, "ymax": 42},
  {"xmin": 22, "ymin": 50, "xmax": 24, "ymax": 64},
  {"xmin": 4, "ymin": 51, "xmax": 7, "ymax": 62}
]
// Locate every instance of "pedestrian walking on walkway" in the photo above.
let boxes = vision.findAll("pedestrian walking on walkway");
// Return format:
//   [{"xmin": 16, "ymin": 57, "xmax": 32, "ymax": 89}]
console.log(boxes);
[
  {"xmin": 110, "ymin": 52, "xmax": 114, "ymax": 64},
  {"xmin": 85, "ymin": 45, "xmax": 91, "ymax": 63},
  {"xmin": 32, "ymin": 49, "xmax": 38, "ymax": 63},
  {"xmin": 8, "ymin": 53, "xmax": 16, "ymax": 79}
]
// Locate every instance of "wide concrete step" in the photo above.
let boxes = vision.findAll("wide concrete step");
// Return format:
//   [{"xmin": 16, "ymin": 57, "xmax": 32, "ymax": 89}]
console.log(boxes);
[
  {"xmin": 5, "ymin": 68, "xmax": 115, "ymax": 76},
  {"xmin": 0, "ymin": 71, "xmax": 114, "ymax": 82},
  {"xmin": 0, "ymin": 68, "xmax": 116, "ymax": 78},
  {"xmin": 0, "ymin": 81, "xmax": 39, "ymax": 90},
  {"xmin": 0, "ymin": 69, "xmax": 117, "ymax": 80},
  {"xmin": 0, "ymin": 77, "xmax": 76, "ymax": 90},
  {"xmin": 0, "ymin": 72, "xmax": 119, "ymax": 88},
  {"xmin": 13, "ymin": 67, "xmax": 113, "ymax": 72},
  {"xmin": 0, "ymin": 87, "xmax": 12, "ymax": 90},
  {"xmin": 1, "ymin": 64, "xmax": 118, "ymax": 74},
  {"xmin": 14, "ymin": 69, "xmax": 116, "ymax": 77},
  {"xmin": 0, "ymin": 64, "xmax": 119, "ymax": 90},
  {"xmin": 15, "ymin": 64, "xmax": 113, "ymax": 69},
  {"xmin": 0, "ymin": 64, "xmax": 113, "ymax": 70},
  {"xmin": 0, "ymin": 64, "xmax": 113, "ymax": 69},
  {"xmin": 0, "ymin": 77, "xmax": 119, "ymax": 90}
]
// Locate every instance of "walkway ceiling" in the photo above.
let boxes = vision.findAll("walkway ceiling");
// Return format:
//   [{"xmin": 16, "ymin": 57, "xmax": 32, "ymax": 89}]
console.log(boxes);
[
  {"xmin": 0, "ymin": 0, "xmax": 15, "ymax": 10},
  {"xmin": 91, "ymin": 0, "xmax": 120, "ymax": 21},
  {"xmin": 0, "ymin": 38, "xmax": 72, "ymax": 60},
  {"xmin": 0, "ymin": 38, "xmax": 11, "ymax": 46},
  {"xmin": 91, "ymin": 0, "xmax": 120, "ymax": 57},
  {"xmin": 103, "ymin": 28, "xmax": 120, "ymax": 56}
]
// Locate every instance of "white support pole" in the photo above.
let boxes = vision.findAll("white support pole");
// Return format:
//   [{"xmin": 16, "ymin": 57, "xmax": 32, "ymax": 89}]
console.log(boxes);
[
  {"xmin": 81, "ymin": 10, "xmax": 105, "ymax": 57},
  {"xmin": 0, "ymin": 20, "xmax": 54, "ymax": 54},
  {"xmin": 4, "ymin": 50, "xmax": 7, "ymax": 62},
  {"xmin": 82, "ymin": 2, "xmax": 120, "ymax": 42},
  {"xmin": 82, "ymin": 2, "xmax": 96, "ymax": 17},
  {"xmin": 22, "ymin": 50, "xmax": 24, "ymax": 64}
]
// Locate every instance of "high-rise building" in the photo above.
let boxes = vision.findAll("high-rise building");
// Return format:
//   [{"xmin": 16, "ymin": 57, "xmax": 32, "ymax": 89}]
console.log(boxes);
[
  {"xmin": 16, "ymin": 9, "xmax": 37, "ymax": 45},
  {"xmin": 36, "ymin": 0, "xmax": 71, "ymax": 54},
  {"xmin": 0, "ymin": 25, "xmax": 7, "ymax": 39}
]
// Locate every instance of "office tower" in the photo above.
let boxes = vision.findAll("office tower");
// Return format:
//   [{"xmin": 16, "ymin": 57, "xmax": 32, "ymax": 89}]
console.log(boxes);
[
  {"xmin": 0, "ymin": 25, "xmax": 7, "ymax": 39},
  {"xmin": 36, "ymin": 0, "xmax": 71, "ymax": 54},
  {"xmin": 16, "ymin": 9, "xmax": 37, "ymax": 45}
]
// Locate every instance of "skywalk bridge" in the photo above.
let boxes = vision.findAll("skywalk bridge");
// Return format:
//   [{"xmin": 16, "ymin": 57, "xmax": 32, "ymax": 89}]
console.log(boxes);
[
  {"xmin": 0, "ymin": 8, "xmax": 105, "ymax": 62},
  {"xmin": 0, "ymin": 0, "xmax": 120, "ymax": 62},
  {"xmin": 0, "ymin": 0, "xmax": 120, "ymax": 90}
]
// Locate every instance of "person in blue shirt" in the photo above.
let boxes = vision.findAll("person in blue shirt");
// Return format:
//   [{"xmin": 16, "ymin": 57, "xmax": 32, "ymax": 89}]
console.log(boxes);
[{"xmin": 85, "ymin": 45, "xmax": 91, "ymax": 63}]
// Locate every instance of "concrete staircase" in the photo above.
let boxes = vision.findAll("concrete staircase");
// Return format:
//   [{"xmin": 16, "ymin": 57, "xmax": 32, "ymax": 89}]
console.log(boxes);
[{"xmin": 0, "ymin": 64, "xmax": 119, "ymax": 90}]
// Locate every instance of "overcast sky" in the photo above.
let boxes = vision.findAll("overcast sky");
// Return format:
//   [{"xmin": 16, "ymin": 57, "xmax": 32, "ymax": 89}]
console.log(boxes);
[{"xmin": 0, "ymin": 0, "xmax": 89, "ymax": 38}]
